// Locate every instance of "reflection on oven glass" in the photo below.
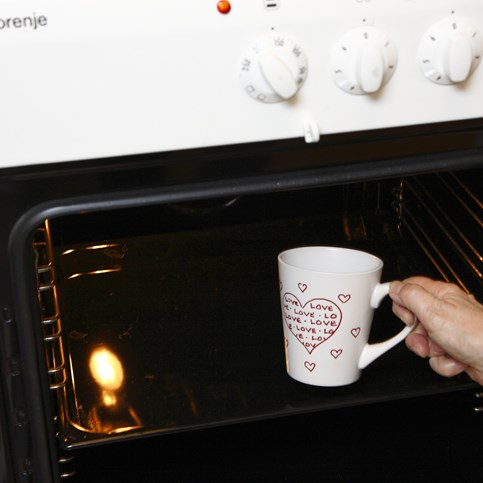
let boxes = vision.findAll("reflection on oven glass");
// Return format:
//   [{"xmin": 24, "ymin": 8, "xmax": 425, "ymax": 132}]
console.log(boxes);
[
  {"xmin": 61, "ymin": 243, "xmax": 127, "ymax": 280},
  {"xmin": 85, "ymin": 345, "xmax": 142, "ymax": 434}
]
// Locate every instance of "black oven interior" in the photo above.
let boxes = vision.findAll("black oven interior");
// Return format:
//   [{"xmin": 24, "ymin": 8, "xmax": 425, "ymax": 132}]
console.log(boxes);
[
  {"xmin": 1, "ymin": 120, "xmax": 482, "ymax": 482},
  {"xmin": 29, "ymin": 168, "xmax": 482, "ymax": 480}
]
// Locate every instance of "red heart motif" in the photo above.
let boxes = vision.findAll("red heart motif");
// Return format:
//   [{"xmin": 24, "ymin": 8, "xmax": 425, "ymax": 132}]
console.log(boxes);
[
  {"xmin": 304, "ymin": 361, "xmax": 316, "ymax": 372},
  {"xmin": 298, "ymin": 283, "xmax": 308, "ymax": 293},
  {"xmin": 330, "ymin": 349, "xmax": 343, "ymax": 359},
  {"xmin": 282, "ymin": 293, "xmax": 342, "ymax": 354},
  {"xmin": 351, "ymin": 327, "xmax": 361, "ymax": 338},
  {"xmin": 338, "ymin": 294, "xmax": 351, "ymax": 303}
]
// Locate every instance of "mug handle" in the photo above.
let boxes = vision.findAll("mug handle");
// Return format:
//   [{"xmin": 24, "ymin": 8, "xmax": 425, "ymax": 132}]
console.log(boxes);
[{"xmin": 358, "ymin": 282, "xmax": 416, "ymax": 370}]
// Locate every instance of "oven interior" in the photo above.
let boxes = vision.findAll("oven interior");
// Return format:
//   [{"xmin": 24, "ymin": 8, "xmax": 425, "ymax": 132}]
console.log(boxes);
[{"xmin": 32, "ymin": 168, "xmax": 482, "ymax": 479}]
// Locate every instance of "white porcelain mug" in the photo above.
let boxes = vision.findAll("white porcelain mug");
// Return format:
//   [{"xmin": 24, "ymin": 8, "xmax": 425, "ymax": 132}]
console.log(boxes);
[{"xmin": 278, "ymin": 246, "xmax": 415, "ymax": 387}]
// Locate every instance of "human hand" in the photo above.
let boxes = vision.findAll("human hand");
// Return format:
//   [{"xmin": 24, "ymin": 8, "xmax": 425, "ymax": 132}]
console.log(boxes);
[{"xmin": 389, "ymin": 276, "xmax": 483, "ymax": 385}]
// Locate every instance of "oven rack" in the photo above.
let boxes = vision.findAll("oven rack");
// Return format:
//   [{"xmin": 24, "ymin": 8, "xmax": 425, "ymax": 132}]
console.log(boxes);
[
  {"xmin": 394, "ymin": 171, "xmax": 482, "ymax": 297},
  {"xmin": 34, "ymin": 224, "xmax": 76, "ymax": 479},
  {"xmin": 33, "ymin": 223, "xmax": 67, "ymax": 392}
]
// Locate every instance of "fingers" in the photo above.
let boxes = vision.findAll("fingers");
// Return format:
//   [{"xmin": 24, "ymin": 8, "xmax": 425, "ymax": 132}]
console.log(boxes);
[
  {"xmin": 390, "ymin": 280, "xmax": 435, "ymax": 321},
  {"xmin": 406, "ymin": 335, "xmax": 468, "ymax": 378},
  {"xmin": 405, "ymin": 332, "xmax": 429, "ymax": 358},
  {"xmin": 465, "ymin": 367, "xmax": 483, "ymax": 386},
  {"xmin": 392, "ymin": 300, "xmax": 415, "ymax": 326},
  {"xmin": 405, "ymin": 323, "xmax": 468, "ymax": 379},
  {"xmin": 429, "ymin": 354, "xmax": 467, "ymax": 378},
  {"xmin": 405, "ymin": 327, "xmax": 445, "ymax": 358},
  {"xmin": 390, "ymin": 277, "xmax": 483, "ymax": 384},
  {"xmin": 393, "ymin": 277, "xmax": 460, "ymax": 299},
  {"xmin": 389, "ymin": 279, "xmax": 449, "ymax": 334}
]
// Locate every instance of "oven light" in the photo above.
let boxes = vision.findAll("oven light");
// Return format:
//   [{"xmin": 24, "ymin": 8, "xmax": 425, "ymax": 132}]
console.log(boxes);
[
  {"xmin": 89, "ymin": 347, "xmax": 124, "ymax": 392},
  {"xmin": 217, "ymin": 1, "xmax": 231, "ymax": 14},
  {"xmin": 102, "ymin": 391, "xmax": 118, "ymax": 408},
  {"xmin": 86, "ymin": 346, "xmax": 143, "ymax": 433}
]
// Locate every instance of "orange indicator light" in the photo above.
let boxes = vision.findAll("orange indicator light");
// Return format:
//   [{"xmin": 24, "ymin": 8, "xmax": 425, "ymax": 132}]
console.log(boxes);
[{"xmin": 217, "ymin": 1, "xmax": 231, "ymax": 14}]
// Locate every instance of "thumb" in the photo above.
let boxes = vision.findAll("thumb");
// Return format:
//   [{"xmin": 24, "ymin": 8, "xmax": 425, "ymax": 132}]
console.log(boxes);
[
  {"xmin": 389, "ymin": 281, "xmax": 440, "ymax": 333},
  {"xmin": 428, "ymin": 354, "xmax": 467, "ymax": 378}
]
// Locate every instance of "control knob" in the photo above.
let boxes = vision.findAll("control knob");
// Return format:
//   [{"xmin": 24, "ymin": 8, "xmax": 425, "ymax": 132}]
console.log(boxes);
[
  {"xmin": 331, "ymin": 26, "xmax": 398, "ymax": 95},
  {"xmin": 239, "ymin": 33, "xmax": 308, "ymax": 103},
  {"xmin": 418, "ymin": 16, "xmax": 483, "ymax": 85}
]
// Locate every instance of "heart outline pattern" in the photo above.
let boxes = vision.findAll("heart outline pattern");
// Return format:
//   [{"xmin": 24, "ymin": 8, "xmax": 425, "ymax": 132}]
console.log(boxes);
[
  {"xmin": 351, "ymin": 327, "xmax": 361, "ymax": 338},
  {"xmin": 304, "ymin": 361, "xmax": 316, "ymax": 372},
  {"xmin": 282, "ymin": 293, "xmax": 343, "ymax": 354},
  {"xmin": 330, "ymin": 349, "xmax": 343, "ymax": 359},
  {"xmin": 298, "ymin": 283, "xmax": 308, "ymax": 293},
  {"xmin": 338, "ymin": 293, "xmax": 351, "ymax": 304}
]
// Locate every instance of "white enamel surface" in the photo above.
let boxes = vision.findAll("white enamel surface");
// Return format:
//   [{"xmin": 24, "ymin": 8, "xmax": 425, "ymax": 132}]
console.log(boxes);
[
  {"xmin": 278, "ymin": 247, "xmax": 412, "ymax": 387},
  {"xmin": 1, "ymin": 0, "xmax": 483, "ymax": 168}
]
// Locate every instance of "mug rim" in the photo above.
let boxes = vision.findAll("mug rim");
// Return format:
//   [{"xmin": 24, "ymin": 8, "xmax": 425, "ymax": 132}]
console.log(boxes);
[{"xmin": 278, "ymin": 246, "xmax": 383, "ymax": 275}]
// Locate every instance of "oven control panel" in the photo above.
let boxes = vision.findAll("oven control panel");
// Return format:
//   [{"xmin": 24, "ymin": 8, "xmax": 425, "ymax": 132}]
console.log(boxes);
[{"xmin": 0, "ymin": 0, "xmax": 483, "ymax": 167}]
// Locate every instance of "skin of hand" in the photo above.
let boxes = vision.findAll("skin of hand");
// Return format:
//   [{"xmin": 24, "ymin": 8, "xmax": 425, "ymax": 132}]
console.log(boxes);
[{"xmin": 389, "ymin": 276, "xmax": 483, "ymax": 385}]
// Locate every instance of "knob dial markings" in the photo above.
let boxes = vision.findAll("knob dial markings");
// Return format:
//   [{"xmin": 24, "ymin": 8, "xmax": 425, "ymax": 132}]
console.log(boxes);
[{"xmin": 240, "ymin": 33, "xmax": 308, "ymax": 103}]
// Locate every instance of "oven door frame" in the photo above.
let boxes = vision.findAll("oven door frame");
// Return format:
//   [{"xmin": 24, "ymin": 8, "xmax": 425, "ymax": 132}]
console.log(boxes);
[{"xmin": 1, "ymin": 122, "xmax": 482, "ymax": 483}]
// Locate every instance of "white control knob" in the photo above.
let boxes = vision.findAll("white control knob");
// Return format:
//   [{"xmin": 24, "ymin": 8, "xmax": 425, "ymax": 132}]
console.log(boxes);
[
  {"xmin": 240, "ymin": 33, "xmax": 308, "ymax": 103},
  {"xmin": 418, "ymin": 17, "xmax": 483, "ymax": 85},
  {"xmin": 331, "ymin": 26, "xmax": 398, "ymax": 95}
]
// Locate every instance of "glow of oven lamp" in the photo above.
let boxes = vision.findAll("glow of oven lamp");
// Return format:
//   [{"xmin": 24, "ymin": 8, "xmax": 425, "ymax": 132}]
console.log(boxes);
[{"xmin": 89, "ymin": 347, "xmax": 124, "ymax": 407}]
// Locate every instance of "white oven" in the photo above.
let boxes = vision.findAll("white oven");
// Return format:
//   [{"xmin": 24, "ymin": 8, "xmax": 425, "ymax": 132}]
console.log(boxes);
[{"xmin": 0, "ymin": 1, "xmax": 482, "ymax": 481}]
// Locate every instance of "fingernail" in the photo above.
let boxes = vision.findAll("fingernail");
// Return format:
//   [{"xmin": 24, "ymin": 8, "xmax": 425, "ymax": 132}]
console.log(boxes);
[
  {"xmin": 407, "ymin": 342, "xmax": 427, "ymax": 359},
  {"xmin": 413, "ymin": 348, "xmax": 427, "ymax": 359}
]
